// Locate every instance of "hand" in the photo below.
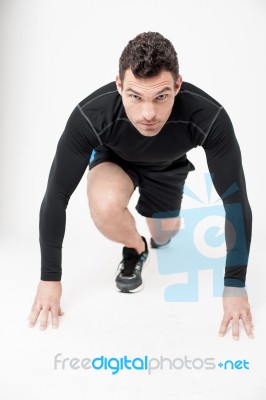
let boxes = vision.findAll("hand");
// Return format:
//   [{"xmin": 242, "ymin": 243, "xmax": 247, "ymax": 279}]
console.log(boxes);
[
  {"xmin": 219, "ymin": 286, "xmax": 254, "ymax": 340},
  {"xmin": 28, "ymin": 280, "xmax": 64, "ymax": 330}
]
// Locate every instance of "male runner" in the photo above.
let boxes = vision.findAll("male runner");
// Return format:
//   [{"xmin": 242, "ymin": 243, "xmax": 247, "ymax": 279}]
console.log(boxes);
[{"xmin": 28, "ymin": 32, "xmax": 254, "ymax": 340}]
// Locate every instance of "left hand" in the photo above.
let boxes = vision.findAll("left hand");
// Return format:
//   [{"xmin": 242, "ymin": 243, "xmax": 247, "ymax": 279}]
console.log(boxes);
[{"xmin": 219, "ymin": 286, "xmax": 254, "ymax": 340}]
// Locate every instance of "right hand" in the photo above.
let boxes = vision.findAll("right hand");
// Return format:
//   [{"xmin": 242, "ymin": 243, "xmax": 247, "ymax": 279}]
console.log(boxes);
[{"xmin": 28, "ymin": 280, "xmax": 64, "ymax": 330}]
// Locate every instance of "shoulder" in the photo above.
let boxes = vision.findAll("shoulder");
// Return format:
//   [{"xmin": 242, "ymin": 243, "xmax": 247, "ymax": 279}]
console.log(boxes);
[
  {"xmin": 75, "ymin": 81, "xmax": 122, "ymax": 134},
  {"xmin": 170, "ymin": 82, "xmax": 224, "ymax": 144},
  {"xmin": 78, "ymin": 81, "xmax": 120, "ymax": 110},
  {"xmin": 177, "ymin": 81, "xmax": 223, "ymax": 109}
]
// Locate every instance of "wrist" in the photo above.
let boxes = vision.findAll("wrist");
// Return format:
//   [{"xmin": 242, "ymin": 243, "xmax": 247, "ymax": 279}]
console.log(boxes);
[{"xmin": 223, "ymin": 286, "xmax": 247, "ymax": 297}]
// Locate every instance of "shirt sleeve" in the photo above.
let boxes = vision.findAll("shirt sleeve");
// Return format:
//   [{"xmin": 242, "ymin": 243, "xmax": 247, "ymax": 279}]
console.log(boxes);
[
  {"xmin": 202, "ymin": 107, "xmax": 252, "ymax": 287},
  {"xmin": 39, "ymin": 106, "xmax": 100, "ymax": 281}
]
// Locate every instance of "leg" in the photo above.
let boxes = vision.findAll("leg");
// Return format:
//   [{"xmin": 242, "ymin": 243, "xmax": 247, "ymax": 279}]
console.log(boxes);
[
  {"xmin": 146, "ymin": 217, "xmax": 181, "ymax": 245},
  {"xmin": 87, "ymin": 162, "xmax": 145, "ymax": 254}
]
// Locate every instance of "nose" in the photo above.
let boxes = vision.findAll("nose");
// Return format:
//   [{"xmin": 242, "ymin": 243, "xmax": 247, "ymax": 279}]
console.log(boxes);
[{"xmin": 142, "ymin": 103, "xmax": 156, "ymax": 121}]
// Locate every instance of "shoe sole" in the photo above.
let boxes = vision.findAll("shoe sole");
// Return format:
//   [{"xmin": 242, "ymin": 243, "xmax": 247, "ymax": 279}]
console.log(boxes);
[{"xmin": 115, "ymin": 253, "xmax": 150, "ymax": 293}]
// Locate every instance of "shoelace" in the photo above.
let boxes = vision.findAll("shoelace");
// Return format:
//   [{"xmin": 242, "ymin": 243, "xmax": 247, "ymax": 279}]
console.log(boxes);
[{"xmin": 121, "ymin": 254, "xmax": 140, "ymax": 276}]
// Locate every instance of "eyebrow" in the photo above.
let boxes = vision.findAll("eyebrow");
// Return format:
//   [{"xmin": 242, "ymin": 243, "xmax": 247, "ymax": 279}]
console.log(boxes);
[{"xmin": 125, "ymin": 86, "xmax": 173, "ymax": 96}]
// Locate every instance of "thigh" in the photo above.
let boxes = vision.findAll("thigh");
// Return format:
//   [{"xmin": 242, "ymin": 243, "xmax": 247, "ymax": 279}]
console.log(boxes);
[{"xmin": 87, "ymin": 162, "xmax": 135, "ymax": 207}]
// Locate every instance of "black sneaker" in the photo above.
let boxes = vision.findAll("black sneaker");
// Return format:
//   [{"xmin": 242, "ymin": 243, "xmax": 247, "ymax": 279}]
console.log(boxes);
[
  {"xmin": 115, "ymin": 237, "xmax": 149, "ymax": 293},
  {"xmin": 150, "ymin": 237, "xmax": 171, "ymax": 249}
]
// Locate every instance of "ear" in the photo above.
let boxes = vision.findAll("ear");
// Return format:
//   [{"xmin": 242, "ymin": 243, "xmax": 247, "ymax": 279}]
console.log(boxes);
[
  {"xmin": 174, "ymin": 75, "xmax": 183, "ymax": 95},
  {"xmin": 116, "ymin": 75, "xmax": 123, "ymax": 94}
]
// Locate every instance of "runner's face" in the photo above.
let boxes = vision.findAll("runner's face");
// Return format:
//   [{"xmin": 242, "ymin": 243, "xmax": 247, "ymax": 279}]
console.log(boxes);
[{"xmin": 116, "ymin": 69, "xmax": 182, "ymax": 137}]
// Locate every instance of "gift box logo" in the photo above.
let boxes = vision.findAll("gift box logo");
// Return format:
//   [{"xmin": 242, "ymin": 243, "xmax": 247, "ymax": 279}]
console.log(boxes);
[{"xmin": 153, "ymin": 174, "xmax": 248, "ymax": 302}]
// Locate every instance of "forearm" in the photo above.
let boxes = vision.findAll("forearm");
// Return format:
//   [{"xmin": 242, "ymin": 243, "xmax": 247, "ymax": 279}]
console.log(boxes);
[
  {"xmin": 39, "ymin": 187, "xmax": 68, "ymax": 281},
  {"xmin": 209, "ymin": 173, "xmax": 252, "ymax": 287},
  {"xmin": 223, "ymin": 197, "xmax": 252, "ymax": 287}
]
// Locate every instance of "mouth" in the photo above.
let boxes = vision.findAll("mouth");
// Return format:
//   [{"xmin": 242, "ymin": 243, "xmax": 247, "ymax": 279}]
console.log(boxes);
[{"xmin": 139, "ymin": 122, "xmax": 159, "ymax": 128}]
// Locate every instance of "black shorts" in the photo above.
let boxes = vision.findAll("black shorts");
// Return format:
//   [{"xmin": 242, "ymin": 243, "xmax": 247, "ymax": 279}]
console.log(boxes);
[{"xmin": 89, "ymin": 145, "xmax": 195, "ymax": 219}]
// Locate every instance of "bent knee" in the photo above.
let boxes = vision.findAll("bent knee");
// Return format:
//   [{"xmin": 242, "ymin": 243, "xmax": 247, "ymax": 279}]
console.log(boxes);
[
  {"xmin": 152, "ymin": 229, "xmax": 179, "ymax": 245},
  {"xmin": 148, "ymin": 217, "xmax": 181, "ymax": 244},
  {"xmin": 89, "ymin": 196, "xmax": 125, "ymax": 226}
]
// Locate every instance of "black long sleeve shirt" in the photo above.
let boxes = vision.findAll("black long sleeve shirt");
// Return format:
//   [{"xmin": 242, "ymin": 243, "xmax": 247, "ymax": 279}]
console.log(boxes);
[{"xmin": 39, "ymin": 81, "xmax": 252, "ymax": 287}]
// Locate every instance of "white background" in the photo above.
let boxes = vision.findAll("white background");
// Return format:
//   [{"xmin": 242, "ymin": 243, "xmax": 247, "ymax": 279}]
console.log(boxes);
[{"xmin": 0, "ymin": 0, "xmax": 265, "ymax": 399}]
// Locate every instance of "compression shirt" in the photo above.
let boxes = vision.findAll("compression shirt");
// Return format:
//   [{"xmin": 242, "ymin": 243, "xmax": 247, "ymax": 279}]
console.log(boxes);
[{"xmin": 39, "ymin": 81, "xmax": 252, "ymax": 287}]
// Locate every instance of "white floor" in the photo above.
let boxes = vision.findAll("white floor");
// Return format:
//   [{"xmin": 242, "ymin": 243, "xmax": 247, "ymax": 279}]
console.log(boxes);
[{"xmin": 1, "ymin": 204, "xmax": 265, "ymax": 400}]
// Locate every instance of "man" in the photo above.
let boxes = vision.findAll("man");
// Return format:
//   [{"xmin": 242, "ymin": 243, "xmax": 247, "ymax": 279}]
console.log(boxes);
[{"xmin": 28, "ymin": 32, "xmax": 254, "ymax": 340}]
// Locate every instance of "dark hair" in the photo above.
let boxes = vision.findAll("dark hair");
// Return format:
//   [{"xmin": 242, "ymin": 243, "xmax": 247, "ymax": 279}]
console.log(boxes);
[{"xmin": 119, "ymin": 32, "xmax": 179, "ymax": 82}]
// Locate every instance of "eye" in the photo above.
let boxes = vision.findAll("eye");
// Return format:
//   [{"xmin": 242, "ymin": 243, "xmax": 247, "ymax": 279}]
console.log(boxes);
[
  {"xmin": 130, "ymin": 94, "xmax": 141, "ymax": 101},
  {"xmin": 156, "ymin": 94, "xmax": 168, "ymax": 101}
]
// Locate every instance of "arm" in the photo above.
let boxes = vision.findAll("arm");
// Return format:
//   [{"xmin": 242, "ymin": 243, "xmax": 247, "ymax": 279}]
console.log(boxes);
[
  {"xmin": 29, "ymin": 106, "xmax": 100, "ymax": 329},
  {"xmin": 40, "ymin": 106, "xmax": 99, "ymax": 280},
  {"xmin": 202, "ymin": 107, "xmax": 252, "ymax": 287},
  {"xmin": 202, "ymin": 107, "xmax": 254, "ymax": 339}
]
